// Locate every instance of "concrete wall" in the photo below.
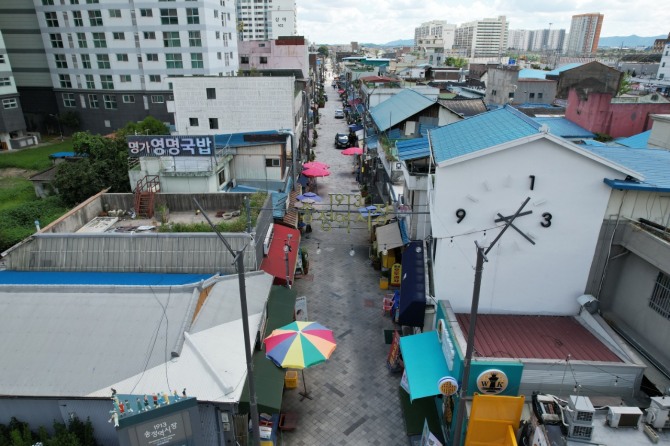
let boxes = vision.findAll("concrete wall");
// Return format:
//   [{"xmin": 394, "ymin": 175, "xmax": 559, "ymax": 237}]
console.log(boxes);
[
  {"xmin": 516, "ymin": 79, "xmax": 557, "ymax": 105},
  {"xmin": 485, "ymin": 67, "xmax": 519, "ymax": 106}
]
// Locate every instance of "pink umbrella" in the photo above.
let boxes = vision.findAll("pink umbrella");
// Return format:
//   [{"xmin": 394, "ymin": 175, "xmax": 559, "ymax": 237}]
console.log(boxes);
[
  {"xmin": 303, "ymin": 161, "xmax": 330, "ymax": 170},
  {"xmin": 302, "ymin": 167, "xmax": 331, "ymax": 177},
  {"xmin": 342, "ymin": 146, "xmax": 363, "ymax": 156}
]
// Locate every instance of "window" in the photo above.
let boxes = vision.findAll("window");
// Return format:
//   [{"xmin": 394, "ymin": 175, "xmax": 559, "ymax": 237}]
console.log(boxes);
[
  {"xmin": 81, "ymin": 54, "xmax": 91, "ymax": 69},
  {"xmin": 86, "ymin": 0, "xmax": 99, "ymax": 3},
  {"xmin": 120, "ymin": 74, "xmax": 131, "ymax": 82},
  {"xmin": 149, "ymin": 74, "xmax": 161, "ymax": 82},
  {"xmin": 259, "ymin": 56, "xmax": 267, "ymax": 64},
  {"xmin": 117, "ymin": 54, "xmax": 129, "ymax": 62},
  {"xmin": 72, "ymin": 11, "xmax": 84, "ymax": 27},
  {"xmin": 144, "ymin": 31, "xmax": 156, "ymax": 40},
  {"xmin": 188, "ymin": 31, "xmax": 202, "ymax": 47},
  {"xmin": 529, "ymin": 93, "xmax": 535, "ymax": 99},
  {"xmin": 140, "ymin": 8, "xmax": 153, "ymax": 17},
  {"xmin": 206, "ymin": 88, "xmax": 216, "ymax": 99},
  {"xmin": 97, "ymin": 54, "xmax": 110, "ymax": 69},
  {"xmin": 0, "ymin": 78, "xmax": 10, "ymax": 87},
  {"xmin": 661, "ymin": 74, "xmax": 666, "ymax": 79},
  {"xmin": 241, "ymin": 56, "xmax": 249, "ymax": 64},
  {"xmin": 265, "ymin": 158, "xmax": 280, "ymax": 167},
  {"xmin": 92, "ymin": 32, "xmax": 107, "ymax": 48},
  {"xmin": 538, "ymin": 93, "xmax": 543, "ymax": 99},
  {"xmin": 100, "ymin": 75, "xmax": 114, "ymax": 89},
  {"xmin": 88, "ymin": 94, "xmax": 99, "ymax": 108},
  {"xmin": 189, "ymin": 117, "xmax": 198, "ymax": 126},
  {"xmin": 663, "ymin": 62, "xmax": 666, "ymax": 68},
  {"xmin": 113, "ymin": 32, "xmax": 125, "ymax": 40},
  {"xmin": 186, "ymin": 8, "xmax": 200, "ymax": 24},
  {"xmin": 650, "ymin": 272, "xmax": 670, "ymax": 318},
  {"xmin": 54, "ymin": 54, "xmax": 68, "ymax": 69},
  {"xmin": 63, "ymin": 93, "xmax": 76, "ymax": 107},
  {"xmin": 214, "ymin": 10, "xmax": 218, "ymax": 18},
  {"xmin": 216, "ymin": 31, "xmax": 220, "ymax": 39},
  {"xmin": 191, "ymin": 53, "xmax": 203, "ymax": 68},
  {"xmin": 146, "ymin": 53, "xmax": 159, "ymax": 62},
  {"xmin": 122, "ymin": 95, "xmax": 135, "ymax": 103},
  {"xmin": 209, "ymin": 118, "xmax": 219, "ymax": 129},
  {"xmin": 160, "ymin": 9, "xmax": 178, "ymax": 25},
  {"xmin": 163, "ymin": 31, "xmax": 180, "ymax": 47},
  {"xmin": 42, "ymin": 0, "xmax": 54, "ymax": 4},
  {"xmin": 2, "ymin": 98, "xmax": 18, "ymax": 109},
  {"xmin": 103, "ymin": 94, "xmax": 117, "ymax": 109},
  {"xmin": 508, "ymin": 92, "xmax": 514, "ymax": 98},
  {"xmin": 0, "ymin": 55, "xmax": 5, "ymax": 63},
  {"xmin": 166, "ymin": 54, "xmax": 183, "ymax": 69},
  {"xmin": 88, "ymin": 10, "xmax": 103, "ymax": 26},
  {"xmin": 70, "ymin": 0, "xmax": 79, "ymax": 4},
  {"xmin": 109, "ymin": 9, "xmax": 121, "ymax": 18},
  {"xmin": 50, "ymin": 33, "xmax": 63, "ymax": 48},
  {"xmin": 151, "ymin": 95, "xmax": 165, "ymax": 103},
  {"xmin": 59, "ymin": 74, "xmax": 72, "ymax": 88},
  {"xmin": 85, "ymin": 74, "xmax": 95, "ymax": 89},
  {"xmin": 77, "ymin": 32, "xmax": 87, "ymax": 48},
  {"xmin": 45, "ymin": 12, "xmax": 59, "ymax": 27}
]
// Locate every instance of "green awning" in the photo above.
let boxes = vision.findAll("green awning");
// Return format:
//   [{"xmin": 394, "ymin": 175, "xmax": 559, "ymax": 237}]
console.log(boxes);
[
  {"xmin": 239, "ymin": 286, "xmax": 297, "ymax": 414},
  {"xmin": 398, "ymin": 387, "xmax": 443, "ymax": 440}
]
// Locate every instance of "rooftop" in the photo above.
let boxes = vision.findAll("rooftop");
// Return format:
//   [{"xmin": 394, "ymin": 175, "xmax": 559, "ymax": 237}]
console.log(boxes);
[{"xmin": 369, "ymin": 89, "xmax": 436, "ymax": 131}]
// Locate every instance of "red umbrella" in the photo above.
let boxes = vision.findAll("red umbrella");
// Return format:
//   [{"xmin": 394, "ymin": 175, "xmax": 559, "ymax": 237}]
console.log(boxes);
[
  {"xmin": 303, "ymin": 161, "xmax": 330, "ymax": 170},
  {"xmin": 302, "ymin": 167, "xmax": 331, "ymax": 178},
  {"xmin": 342, "ymin": 146, "xmax": 363, "ymax": 156}
]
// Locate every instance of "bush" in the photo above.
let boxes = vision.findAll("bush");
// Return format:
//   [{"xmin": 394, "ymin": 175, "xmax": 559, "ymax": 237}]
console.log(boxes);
[{"xmin": 0, "ymin": 196, "xmax": 68, "ymax": 252}]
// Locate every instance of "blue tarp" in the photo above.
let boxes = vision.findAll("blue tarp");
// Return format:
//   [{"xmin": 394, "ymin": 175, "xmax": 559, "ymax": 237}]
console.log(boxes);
[
  {"xmin": 398, "ymin": 241, "xmax": 426, "ymax": 327},
  {"xmin": 0, "ymin": 271, "xmax": 214, "ymax": 286}
]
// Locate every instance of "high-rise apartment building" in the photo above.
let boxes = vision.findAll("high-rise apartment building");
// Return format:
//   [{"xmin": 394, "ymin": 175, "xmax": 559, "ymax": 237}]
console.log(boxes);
[
  {"xmin": 565, "ymin": 13, "xmax": 604, "ymax": 56},
  {"xmin": 236, "ymin": 0, "xmax": 296, "ymax": 41},
  {"xmin": 414, "ymin": 20, "xmax": 456, "ymax": 64},
  {"xmin": 453, "ymin": 16, "xmax": 509, "ymax": 58},
  {"xmin": 0, "ymin": 0, "xmax": 239, "ymax": 135}
]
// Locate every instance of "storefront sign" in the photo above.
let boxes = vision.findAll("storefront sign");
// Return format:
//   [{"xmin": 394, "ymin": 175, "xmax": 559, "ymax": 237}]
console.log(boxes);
[
  {"xmin": 295, "ymin": 296, "xmax": 308, "ymax": 321},
  {"xmin": 400, "ymin": 369, "xmax": 410, "ymax": 394},
  {"xmin": 128, "ymin": 135, "xmax": 215, "ymax": 157},
  {"xmin": 476, "ymin": 369, "xmax": 509, "ymax": 395},
  {"xmin": 420, "ymin": 419, "xmax": 443, "ymax": 446},
  {"xmin": 390, "ymin": 263, "xmax": 402, "ymax": 287},
  {"xmin": 386, "ymin": 330, "xmax": 402, "ymax": 372},
  {"xmin": 436, "ymin": 319, "xmax": 455, "ymax": 370},
  {"xmin": 437, "ymin": 376, "xmax": 458, "ymax": 396}
]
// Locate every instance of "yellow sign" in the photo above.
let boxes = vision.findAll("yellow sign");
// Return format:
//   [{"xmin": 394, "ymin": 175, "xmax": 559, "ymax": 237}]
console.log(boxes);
[
  {"xmin": 438, "ymin": 376, "xmax": 459, "ymax": 396},
  {"xmin": 390, "ymin": 263, "xmax": 402, "ymax": 287}
]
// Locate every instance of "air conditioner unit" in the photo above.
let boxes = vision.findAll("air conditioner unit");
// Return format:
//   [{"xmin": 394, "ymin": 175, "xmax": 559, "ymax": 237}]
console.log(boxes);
[
  {"xmin": 607, "ymin": 406, "xmax": 642, "ymax": 428},
  {"xmin": 263, "ymin": 223, "xmax": 274, "ymax": 256},
  {"xmin": 566, "ymin": 396, "xmax": 594, "ymax": 441},
  {"xmin": 645, "ymin": 396, "xmax": 670, "ymax": 430}
]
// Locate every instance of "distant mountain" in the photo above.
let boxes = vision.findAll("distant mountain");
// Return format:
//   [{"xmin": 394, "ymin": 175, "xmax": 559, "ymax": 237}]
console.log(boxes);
[
  {"xmin": 361, "ymin": 39, "xmax": 413, "ymax": 48},
  {"xmin": 598, "ymin": 35, "xmax": 665, "ymax": 48}
]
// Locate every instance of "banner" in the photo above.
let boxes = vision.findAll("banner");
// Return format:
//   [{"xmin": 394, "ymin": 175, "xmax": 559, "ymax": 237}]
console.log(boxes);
[
  {"xmin": 295, "ymin": 296, "xmax": 308, "ymax": 321},
  {"xmin": 128, "ymin": 135, "xmax": 215, "ymax": 157},
  {"xmin": 386, "ymin": 330, "xmax": 402, "ymax": 373}
]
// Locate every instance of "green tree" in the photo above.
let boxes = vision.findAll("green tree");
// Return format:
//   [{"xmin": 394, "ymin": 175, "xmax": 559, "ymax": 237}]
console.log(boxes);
[
  {"xmin": 54, "ymin": 132, "xmax": 132, "ymax": 205},
  {"xmin": 445, "ymin": 57, "xmax": 468, "ymax": 68},
  {"xmin": 118, "ymin": 116, "xmax": 169, "ymax": 137},
  {"xmin": 317, "ymin": 45, "xmax": 329, "ymax": 57},
  {"xmin": 618, "ymin": 73, "xmax": 633, "ymax": 95},
  {"xmin": 60, "ymin": 111, "xmax": 81, "ymax": 132}
]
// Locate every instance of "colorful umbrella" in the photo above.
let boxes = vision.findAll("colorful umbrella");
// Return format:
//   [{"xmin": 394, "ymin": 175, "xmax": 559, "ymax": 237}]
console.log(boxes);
[
  {"xmin": 302, "ymin": 167, "xmax": 331, "ymax": 178},
  {"xmin": 297, "ymin": 193, "xmax": 322, "ymax": 202},
  {"xmin": 264, "ymin": 321, "xmax": 336, "ymax": 400},
  {"xmin": 342, "ymin": 146, "xmax": 363, "ymax": 156},
  {"xmin": 303, "ymin": 161, "xmax": 330, "ymax": 170}
]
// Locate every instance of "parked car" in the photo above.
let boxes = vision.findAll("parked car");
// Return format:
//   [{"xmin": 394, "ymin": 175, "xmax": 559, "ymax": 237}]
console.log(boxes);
[
  {"xmin": 334, "ymin": 109, "xmax": 344, "ymax": 119},
  {"xmin": 334, "ymin": 132, "xmax": 349, "ymax": 149}
]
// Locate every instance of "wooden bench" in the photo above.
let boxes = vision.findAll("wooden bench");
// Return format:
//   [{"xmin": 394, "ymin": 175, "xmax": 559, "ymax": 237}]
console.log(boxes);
[{"xmin": 279, "ymin": 412, "xmax": 298, "ymax": 431}]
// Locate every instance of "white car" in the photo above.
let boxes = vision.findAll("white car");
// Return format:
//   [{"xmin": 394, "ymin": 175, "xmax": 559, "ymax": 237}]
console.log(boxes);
[{"xmin": 334, "ymin": 109, "xmax": 345, "ymax": 119}]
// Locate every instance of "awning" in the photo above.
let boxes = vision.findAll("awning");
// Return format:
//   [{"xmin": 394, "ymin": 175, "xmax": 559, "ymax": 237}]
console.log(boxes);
[
  {"xmin": 399, "ymin": 331, "xmax": 450, "ymax": 401},
  {"xmin": 375, "ymin": 222, "xmax": 404, "ymax": 254},
  {"xmin": 260, "ymin": 225, "xmax": 301, "ymax": 286},
  {"xmin": 398, "ymin": 240, "xmax": 426, "ymax": 327},
  {"xmin": 239, "ymin": 286, "xmax": 297, "ymax": 414}
]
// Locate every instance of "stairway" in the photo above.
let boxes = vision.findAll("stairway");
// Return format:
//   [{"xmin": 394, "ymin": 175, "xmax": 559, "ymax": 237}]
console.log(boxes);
[{"xmin": 134, "ymin": 175, "xmax": 160, "ymax": 218}]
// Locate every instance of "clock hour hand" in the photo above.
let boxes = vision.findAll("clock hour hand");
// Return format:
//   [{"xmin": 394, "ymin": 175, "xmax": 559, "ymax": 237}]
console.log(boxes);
[{"xmin": 495, "ymin": 213, "xmax": 536, "ymax": 245}]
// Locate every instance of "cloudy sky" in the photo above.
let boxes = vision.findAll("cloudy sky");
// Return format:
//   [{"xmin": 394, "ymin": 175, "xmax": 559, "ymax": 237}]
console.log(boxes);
[{"xmin": 296, "ymin": 0, "xmax": 670, "ymax": 44}]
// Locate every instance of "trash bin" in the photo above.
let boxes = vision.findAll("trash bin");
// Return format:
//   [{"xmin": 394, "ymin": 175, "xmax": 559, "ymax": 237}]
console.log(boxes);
[
  {"xmin": 284, "ymin": 371, "xmax": 298, "ymax": 389},
  {"xmin": 379, "ymin": 277, "xmax": 389, "ymax": 290}
]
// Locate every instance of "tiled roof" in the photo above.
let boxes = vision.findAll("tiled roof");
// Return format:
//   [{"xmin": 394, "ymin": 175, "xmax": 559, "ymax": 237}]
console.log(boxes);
[
  {"xmin": 370, "ymin": 89, "xmax": 436, "ymax": 132},
  {"xmin": 397, "ymin": 137, "xmax": 430, "ymax": 161},
  {"xmin": 437, "ymin": 98, "xmax": 488, "ymax": 117},
  {"xmin": 430, "ymin": 105, "xmax": 541, "ymax": 164},
  {"xmin": 456, "ymin": 314, "xmax": 622, "ymax": 362},
  {"xmin": 615, "ymin": 130, "xmax": 651, "ymax": 149},
  {"xmin": 582, "ymin": 145, "xmax": 670, "ymax": 192},
  {"xmin": 532, "ymin": 117, "xmax": 594, "ymax": 138}
]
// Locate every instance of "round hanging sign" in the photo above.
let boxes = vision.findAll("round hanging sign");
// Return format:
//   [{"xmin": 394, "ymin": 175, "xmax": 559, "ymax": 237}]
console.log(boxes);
[
  {"xmin": 476, "ymin": 369, "xmax": 508, "ymax": 395},
  {"xmin": 437, "ymin": 376, "xmax": 459, "ymax": 396}
]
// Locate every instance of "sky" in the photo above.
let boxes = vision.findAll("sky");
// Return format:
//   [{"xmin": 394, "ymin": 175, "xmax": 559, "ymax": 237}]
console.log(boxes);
[{"xmin": 296, "ymin": 0, "xmax": 670, "ymax": 45}]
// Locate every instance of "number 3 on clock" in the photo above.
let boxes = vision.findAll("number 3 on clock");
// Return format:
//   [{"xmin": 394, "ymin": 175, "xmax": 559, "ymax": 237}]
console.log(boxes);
[{"xmin": 541, "ymin": 212, "xmax": 552, "ymax": 228}]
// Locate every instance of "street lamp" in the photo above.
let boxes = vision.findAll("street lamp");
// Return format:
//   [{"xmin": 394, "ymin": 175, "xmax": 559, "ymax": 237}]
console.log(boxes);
[
  {"xmin": 193, "ymin": 198, "xmax": 261, "ymax": 446},
  {"xmin": 49, "ymin": 114, "xmax": 64, "ymax": 141}
]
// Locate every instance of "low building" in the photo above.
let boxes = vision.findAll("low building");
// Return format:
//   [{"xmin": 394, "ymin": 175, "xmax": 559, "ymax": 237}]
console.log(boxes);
[{"xmin": 238, "ymin": 36, "xmax": 309, "ymax": 79}]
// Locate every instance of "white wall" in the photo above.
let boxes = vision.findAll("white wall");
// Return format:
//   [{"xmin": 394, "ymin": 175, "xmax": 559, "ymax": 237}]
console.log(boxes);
[{"xmin": 430, "ymin": 137, "xmax": 628, "ymax": 315}]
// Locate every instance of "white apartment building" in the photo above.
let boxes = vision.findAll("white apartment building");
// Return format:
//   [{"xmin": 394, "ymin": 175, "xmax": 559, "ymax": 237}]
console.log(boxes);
[
  {"xmin": 414, "ymin": 20, "xmax": 456, "ymax": 65},
  {"xmin": 453, "ymin": 16, "xmax": 509, "ymax": 58},
  {"xmin": 236, "ymin": 0, "xmax": 296, "ymax": 41},
  {"xmin": 657, "ymin": 44, "xmax": 670, "ymax": 81},
  {"xmin": 565, "ymin": 12, "xmax": 604, "ymax": 56},
  {"xmin": 1, "ymin": 0, "xmax": 239, "ymax": 135}
]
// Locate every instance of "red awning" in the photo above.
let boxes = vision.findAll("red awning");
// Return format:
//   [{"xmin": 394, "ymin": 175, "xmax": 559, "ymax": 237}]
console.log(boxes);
[{"xmin": 260, "ymin": 224, "xmax": 301, "ymax": 286}]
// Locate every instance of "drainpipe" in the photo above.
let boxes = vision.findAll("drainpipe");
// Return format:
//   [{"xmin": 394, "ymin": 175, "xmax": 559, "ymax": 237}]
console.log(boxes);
[{"xmin": 279, "ymin": 129, "xmax": 297, "ymax": 191}]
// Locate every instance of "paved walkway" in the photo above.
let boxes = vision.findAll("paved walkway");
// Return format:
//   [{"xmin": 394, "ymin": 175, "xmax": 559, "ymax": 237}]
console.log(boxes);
[{"xmin": 278, "ymin": 69, "xmax": 406, "ymax": 445}]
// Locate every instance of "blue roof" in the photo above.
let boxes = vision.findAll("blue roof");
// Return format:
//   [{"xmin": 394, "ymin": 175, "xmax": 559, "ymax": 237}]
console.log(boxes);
[
  {"xmin": 615, "ymin": 130, "xmax": 651, "ymax": 149},
  {"xmin": 582, "ymin": 145, "xmax": 670, "ymax": 192},
  {"xmin": 0, "ymin": 271, "xmax": 213, "ymax": 286},
  {"xmin": 49, "ymin": 151, "xmax": 76, "ymax": 158},
  {"xmin": 370, "ymin": 89, "xmax": 436, "ymax": 132},
  {"xmin": 545, "ymin": 62, "xmax": 585, "ymax": 77},
  {"xmin": 533, "ymin": 117, "xmax": 594, "ymax": 139},
  {"xmin": 397, "ymin": 137, "xmax": 430, "ymax": 161},
  {"xmin": 215, "ymin": 130, "xmax": 282, "ymax": 148},
  {"xmin": 518, "ymin": 69, "xmax": 548, "ymax": 80},
  {"xmin": 581, "ymin": 139, "xmax": 608, "ymax": 147},
  {"xmin": 430, "ymin": 105, "xmax": 541, "ymax": 164}
]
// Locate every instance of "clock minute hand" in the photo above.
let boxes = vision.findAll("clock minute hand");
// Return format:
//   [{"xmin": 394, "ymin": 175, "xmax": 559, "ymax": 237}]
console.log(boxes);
[
  {"xmin": 496, "ymin": 213, "xmax": 536, "ymax": 245},
  {"xmin": 494, "ymin": 210, "xmax": 532, "ymax": 223}
]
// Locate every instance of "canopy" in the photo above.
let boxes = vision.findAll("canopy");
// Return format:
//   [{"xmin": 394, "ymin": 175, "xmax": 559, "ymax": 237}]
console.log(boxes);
[
  {"xmin": 375, "ymin": 222, "xmax": 404, "ymax": 254},
  {"xmin": 260, "ymin": 225, "xmax": 301, "ymax": 286},
  {"xmin": 398, "ymin": 240, "xmax": 426, "ymax": 327},
  {"xmin": 399, "ymin": 331, "xmax": 450, "ymax": 401}
]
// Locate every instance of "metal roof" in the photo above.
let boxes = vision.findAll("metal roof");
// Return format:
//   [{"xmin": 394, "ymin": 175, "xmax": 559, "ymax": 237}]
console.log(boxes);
[
  {"xmin": 532, "ymin": 117, "xmax": 595, "ymax": 139},
  {"xmin": 545, "ymin": 62, "xmax": 585, "ymax": 76},
  {"xmin": 518, "ymin": 69, "xmax": 548, "ymax": 79},
  {"xmin": 214, "ymin": 130, "xmax": 283, "ymax": 148},
  {"xmin": 455, "ymin": 314, "xmax": 622, "ymax": 362},
  {"xmin": 437, "ymin": 98, "xmax": 488, "ymax": 117},
  {"xmin": 397, "ymin": 137, "xmax": 430, "ymax": 161},
  {"xmin": 370, "ymin": 89, "xmax": 436, "ymax": 132},
  {"xmin": 430, "ymin": 105, "xmax": 541, "ymax": 164},
  {"xmin": 583, "ymin": 145, "xmax": 670, "ymax": 192},
  {"xmin": 0, "ymin": 271, "xmax": 213, "ymax": 285},
  {"xmin": 615, "ymin": 130, "xmax": 651, "ymax": 149}
]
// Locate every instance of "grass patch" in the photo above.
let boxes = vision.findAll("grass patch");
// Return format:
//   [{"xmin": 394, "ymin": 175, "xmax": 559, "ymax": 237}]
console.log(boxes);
[
  {"xmin": 0, "ymin": 195, "xmax": 69, "ymax": 253},
  {"xmin": 0, "ymin": 178, "xmax": 36, "ymax": 211},
  {"xmin": 0, "ymin": 140, "xmax": 72, "ymax": 171}
]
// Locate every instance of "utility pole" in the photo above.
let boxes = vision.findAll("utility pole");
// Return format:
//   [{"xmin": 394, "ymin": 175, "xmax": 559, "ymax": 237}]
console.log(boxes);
[{"xmin": 451, "ymin": 197, "xmax": 532, "ymax": 446}]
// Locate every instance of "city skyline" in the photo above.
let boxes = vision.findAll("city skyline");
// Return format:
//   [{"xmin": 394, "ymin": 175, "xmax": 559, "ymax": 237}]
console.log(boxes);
[{"xmin": 296, "ymin": 0, "xmax": 669, "ymax": 45}]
